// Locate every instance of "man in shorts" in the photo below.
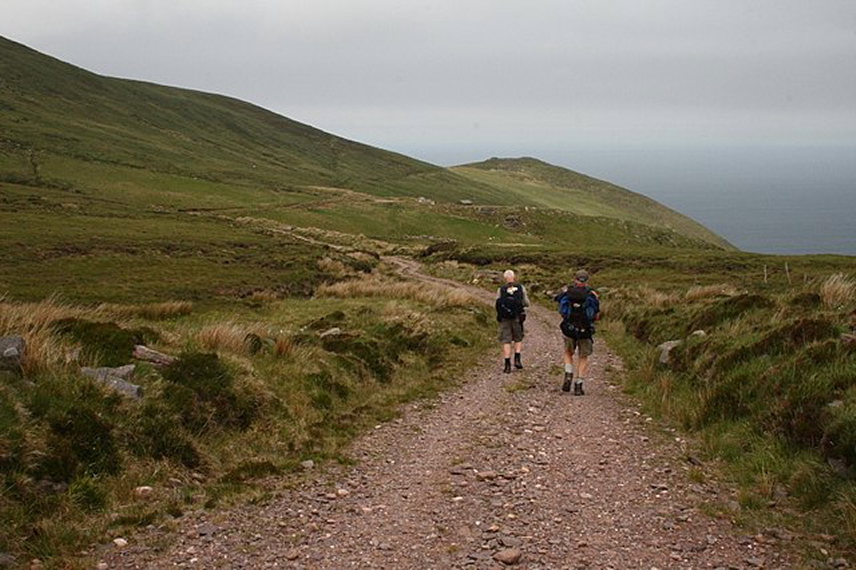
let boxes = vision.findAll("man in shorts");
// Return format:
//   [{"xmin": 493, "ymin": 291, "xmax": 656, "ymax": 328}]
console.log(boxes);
[
  {"xmin": 554, "ymin": 269, "xmax": 600, "ymax": 395},
  {"xmin": 496, "ymin": 269, "xmax": 530, "ymax": 373}
]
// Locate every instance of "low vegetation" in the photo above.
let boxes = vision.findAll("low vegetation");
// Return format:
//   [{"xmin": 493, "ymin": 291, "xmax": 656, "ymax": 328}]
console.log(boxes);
[
  {"xmin": 0, "ymin": 272, "xmax": 491, "ymax": 565},
  {"xmin": 601, "ymin": 272, "xmax": 856, "ymax": 554}
]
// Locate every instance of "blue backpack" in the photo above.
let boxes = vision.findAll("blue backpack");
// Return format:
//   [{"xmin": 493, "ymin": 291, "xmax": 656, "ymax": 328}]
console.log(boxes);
[{"xmin": 558, "ymin": 286, "xmax": 598, "ymax": 339}]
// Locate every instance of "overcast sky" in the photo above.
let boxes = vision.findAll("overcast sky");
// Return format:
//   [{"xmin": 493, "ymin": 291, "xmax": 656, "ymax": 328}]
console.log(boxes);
[{"xmin": 2, "ymin": 1, "xmax": 855, "ymax": 252}]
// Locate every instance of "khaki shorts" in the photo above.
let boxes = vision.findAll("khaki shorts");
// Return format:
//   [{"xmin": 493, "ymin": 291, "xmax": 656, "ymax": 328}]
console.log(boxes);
[
  {"xmin": 498, "ymin": 318, "xmax": 524, "ymax": 343},
  {"xmin": 564, "ymin": 335, "xmax": 593, "ymax": 357}
]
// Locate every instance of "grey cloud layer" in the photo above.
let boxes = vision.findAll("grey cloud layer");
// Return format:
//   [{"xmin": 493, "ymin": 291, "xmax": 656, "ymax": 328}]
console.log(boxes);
[{"xmin": 3, "ymin": 0, "xmax": 855, "ymax": 159}]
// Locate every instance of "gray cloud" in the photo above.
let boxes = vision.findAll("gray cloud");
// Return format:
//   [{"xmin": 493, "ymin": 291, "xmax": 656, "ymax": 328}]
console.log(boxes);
[{"xmin": 3, "ymin": 0, "xmax": 855, "ymax": 161}]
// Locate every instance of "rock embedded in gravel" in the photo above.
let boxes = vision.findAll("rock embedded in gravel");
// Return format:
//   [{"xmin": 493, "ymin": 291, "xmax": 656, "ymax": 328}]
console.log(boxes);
[{"xmin": 494, "ymin": 548, "xmax": 522, "ymax": 565}]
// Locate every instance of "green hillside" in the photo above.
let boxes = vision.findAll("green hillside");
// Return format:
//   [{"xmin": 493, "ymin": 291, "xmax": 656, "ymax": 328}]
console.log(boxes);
[
  {"xmin": 0, "ymin": 34, "xmax": 735, "ymax": 303},
  {"xmin": 454, "ymin": 157, "xmax": 733, "ymax": 249},
  {"xmin": 0, "ymin": 35, "xmax": 503, "ymax": 204}
]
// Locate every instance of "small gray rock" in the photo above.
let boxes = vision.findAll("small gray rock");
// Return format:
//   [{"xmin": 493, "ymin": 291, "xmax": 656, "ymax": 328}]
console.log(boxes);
[
  {"xmin": 81, "ymin": 369, "xmax": 143, "ymax": 399},
  {"xmin": 657, "ymin": 340, "xmax": 682, "ymax": 365},
  {"xmin": 81, "ymin": 364, "xmax": 136, "ymax": 381},
  {"xmin": 0, "ymin": 552, "xmax": 18, "ymax": 568},
  {"xmin": 0, "ymin": 336, "xmax": 25, "ymax": 372}
]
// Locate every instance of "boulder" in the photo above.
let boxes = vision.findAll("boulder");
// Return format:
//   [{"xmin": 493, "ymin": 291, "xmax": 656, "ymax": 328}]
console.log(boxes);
[
  {"xmin": 0, "ymin": 336, "xmax": 26, "ymax": 373},
  {"xmin": 133, "ymin": 345, "xmax": 176, "ymax": 367},
  {"xmin": 80, "ymin": 368, "xmax": 143, "ymax": 400},
  {"xmin": 81, "ymin": 364, "xmax": 136, "ymax": 381},
  {"xmin": 657, "ymin": 340, "xmax": 683, "ymax": 365}
]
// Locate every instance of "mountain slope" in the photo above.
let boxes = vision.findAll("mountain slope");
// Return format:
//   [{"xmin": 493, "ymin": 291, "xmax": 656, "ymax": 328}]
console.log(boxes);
[
  {"xmin": 453, "ymin": 157, "xmax": 733, "ymax": 249},
  {"xmin": 0, "ymin": 35, "xmax": 504, "ymax": 204},
  {"xmin": 0, "ymin": 34, "xmax": 729, "ymax": 252}
]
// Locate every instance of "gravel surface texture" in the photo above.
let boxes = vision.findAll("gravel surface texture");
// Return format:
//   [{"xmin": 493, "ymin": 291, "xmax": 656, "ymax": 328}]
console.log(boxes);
[{"xmin": 100, "ymin": 265, "xmax": 797, "ymax": 569}]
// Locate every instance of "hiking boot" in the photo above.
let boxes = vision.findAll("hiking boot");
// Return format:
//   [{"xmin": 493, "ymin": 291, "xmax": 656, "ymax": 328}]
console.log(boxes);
[
  {"xmin": 561, "ymin": 373, "xmax": 572, "ymax": 392},
  {"xmin": 573, "ymin": 381, "xmax": 584, "ymax": 396},
  {"xmin": 503, "ymin": 360, "xmax": 512, "ymax": 374},
  {"xmin": 514, "ymin": 354, "xmax": 523, "ymax": 369}
]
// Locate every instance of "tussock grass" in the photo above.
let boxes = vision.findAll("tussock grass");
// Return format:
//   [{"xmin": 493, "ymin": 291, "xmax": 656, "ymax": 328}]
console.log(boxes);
[
  {"xmin": 820, "ymin": 273, "xmax": 855, "ymax": 309},
  {"xmin": 317, "ymin": 257, "xmax": 352, "ymax": 277},
  {"xmin": 685, "ymin": 283, "xmax": 740, "ymax": 301},
  {"xmin": 0, "ymin": 296, "xmax": 84, "ymax": 374},
  {"xmin": 316, "ymin": 276, "xmax": 476, "ymax": 308},
  {"xmin": 635, "ymin": 286, "xmax": 678, "ymax": 309},
  {"xmin": 196, "ymin": 322, "xmax": 267, "ymax": 354},
  {"xmin": 97, "ymin": 301, "xmax": 193, "ymax": 320}
]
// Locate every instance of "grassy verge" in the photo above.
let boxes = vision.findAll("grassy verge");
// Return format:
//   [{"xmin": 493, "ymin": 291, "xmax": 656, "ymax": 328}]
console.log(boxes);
[
  {"xmin": 0, "ymin": 272, "xmax": 492, "ymax": 567},
  {"xmin": 600, "ymin": 273, "xmax": 856, "ymax": 562}
]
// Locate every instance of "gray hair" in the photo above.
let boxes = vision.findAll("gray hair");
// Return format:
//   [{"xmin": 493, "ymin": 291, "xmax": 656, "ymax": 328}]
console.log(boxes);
[{"xmin": 503, "ymin": 269, "xmax": 515, "ymax": 280}]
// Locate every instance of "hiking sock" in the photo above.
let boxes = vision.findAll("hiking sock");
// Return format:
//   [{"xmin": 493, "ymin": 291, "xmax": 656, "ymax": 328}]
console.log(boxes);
[
  {"xmin": 503, "ymin": 358, "xmax": 512, "ymax": 373},
  {"xmin": 514, "ymin": 353, "xmax": 523, "ymax": 369},
  {"xmin": 564, "ymin": 363, "xmax": 573, "ymax": 375}
]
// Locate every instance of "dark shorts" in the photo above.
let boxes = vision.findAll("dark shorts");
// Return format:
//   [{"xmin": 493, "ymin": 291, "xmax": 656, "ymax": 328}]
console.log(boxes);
[
  {"xmin": 564, "ymin": 335, "xmax": 593, "ymax": 357},
  {"xmin": 498, "ymin": 318, "xmax": 524, "ymax": 343}
]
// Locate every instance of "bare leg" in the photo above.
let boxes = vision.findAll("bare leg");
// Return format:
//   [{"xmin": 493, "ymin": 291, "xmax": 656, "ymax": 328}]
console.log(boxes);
[{"xmin": 577, "ymin": 355, "xmax": 589, "ymax": 379}]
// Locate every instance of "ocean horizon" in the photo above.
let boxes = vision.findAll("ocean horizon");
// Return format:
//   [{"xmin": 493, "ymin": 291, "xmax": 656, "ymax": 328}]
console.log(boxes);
[{"xmin": 560, "ymin": 144, "xmax": 856, "ymax": 257}]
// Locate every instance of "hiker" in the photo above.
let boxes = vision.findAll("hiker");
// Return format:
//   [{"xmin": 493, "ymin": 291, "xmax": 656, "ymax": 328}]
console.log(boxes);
[
  {"xmin": 496, "ymin": 269, "xmax": 530, "ymax": 373},
  {"xmin": 555, "ymin": 269, "xmax": 600, "ymax": 395}
]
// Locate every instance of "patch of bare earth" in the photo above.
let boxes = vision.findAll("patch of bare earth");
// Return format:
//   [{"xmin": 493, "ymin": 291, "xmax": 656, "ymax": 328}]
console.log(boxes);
[{"xmin": 101, "ymin": 272, "xmax": 796, "ymax": 569}]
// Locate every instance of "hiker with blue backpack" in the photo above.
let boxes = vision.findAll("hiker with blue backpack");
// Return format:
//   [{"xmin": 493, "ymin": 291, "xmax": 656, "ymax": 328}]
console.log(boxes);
[
  {"xmin": 555, "ymin": 269, "xmax": 600, "ymax": 395},
  {"xmin": 496, "ymin": 269, "xmax": 530, "ymax": 373}
]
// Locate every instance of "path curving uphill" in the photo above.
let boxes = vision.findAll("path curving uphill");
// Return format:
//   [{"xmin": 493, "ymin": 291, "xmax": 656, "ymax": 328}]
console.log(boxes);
[{"xmin": 102, "ymin": 259, "xmax": 794, "ymax": 569}]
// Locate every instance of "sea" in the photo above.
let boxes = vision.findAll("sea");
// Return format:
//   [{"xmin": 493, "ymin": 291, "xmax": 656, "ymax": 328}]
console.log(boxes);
[{"xmin": 565, "ymin": 145, "xmax": 856, "ymax": 257}]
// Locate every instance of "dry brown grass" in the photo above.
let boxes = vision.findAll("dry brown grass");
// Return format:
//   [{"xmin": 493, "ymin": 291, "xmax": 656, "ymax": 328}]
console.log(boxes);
[
  {"xmin": 316, "ymin": 277, "xmax": 476, "ymax": 308},
  {"xmin": 196, "ymin": 322, "xmax": 267, "ymax": 354},
  {"xmin": 685, "ymin": 283, "xmax": 740, "ymax": 302},
  {"xmin": 820, "ymin": 273, "xmax": 855, "ymax": 309},
  {"xmin": 0, "ymin": 296, "xmax": 83, "ymax": 375},
  {"xmin": 248, "ymin": 290, "xmax": 282, "ymax": 302},
  {"xmin": 636, "ymin": 286, "xmax": 678, "ymax": 309},
  {"xmin": 317, "ymin": 257, "xmax": 352, "ymax": 277},
  {"xmin": 96, "ymin": 301, "xmax": 193, "ymax": 320}
]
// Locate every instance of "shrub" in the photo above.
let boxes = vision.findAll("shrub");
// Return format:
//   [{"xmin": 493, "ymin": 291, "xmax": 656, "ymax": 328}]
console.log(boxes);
[
  {"xmin": 161, "ymin": 352, "xmax": 257, "ymax": 432},
  {"xmin": 43, "ymin": 406, "xmax": 121, "ymax": 480},
  {"xmin": 51, "ymin": 319, "xmax": 156, "ymax": 367},
  {"xmin": 126, "ymin": 402, "xmax": 201, "ymax": 468}
]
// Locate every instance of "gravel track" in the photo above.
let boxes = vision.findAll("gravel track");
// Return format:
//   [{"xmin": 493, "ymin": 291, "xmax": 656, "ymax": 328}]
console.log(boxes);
[{"xmin": 101, "ymin": 263, "xmax": 796, "ymax": 569}]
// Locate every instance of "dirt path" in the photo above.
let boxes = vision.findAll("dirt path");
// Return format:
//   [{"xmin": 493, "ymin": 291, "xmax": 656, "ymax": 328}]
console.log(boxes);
[{"xmin": 101, "ymin": 261, "xmax": 795, "ymax": 569}]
